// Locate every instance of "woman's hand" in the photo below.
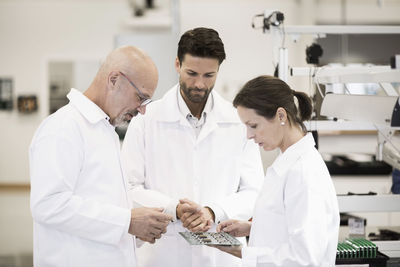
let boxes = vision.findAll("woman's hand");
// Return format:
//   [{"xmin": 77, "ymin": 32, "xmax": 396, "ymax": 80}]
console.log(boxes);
[
  {"xmin": 217, "ymin": 219, "xmax": 251, "ymax": 237},
  {"xmin": 208, "ymin": 244, "xmax": 242, "ymax": 258}
]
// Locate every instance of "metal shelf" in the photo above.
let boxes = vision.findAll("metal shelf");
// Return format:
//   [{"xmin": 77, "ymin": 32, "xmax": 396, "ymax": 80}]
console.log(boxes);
[
  {"xmin": 337, "ymin": 195, "xmax": 400, "ymax": 212},
  {"xmin": 284, "ymin": 25, "xmax": 400, "ymax": 35},
  {"xmin": 305, "ymin": 120, "xmax": 379, "ymax": 131}
]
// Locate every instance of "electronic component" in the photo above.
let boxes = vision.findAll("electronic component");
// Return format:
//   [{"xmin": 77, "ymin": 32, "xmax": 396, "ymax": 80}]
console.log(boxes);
[
  {"xmin": 335, "ymin": 238, "xmax": 389, "ymax": 266},
  {"xmin": 179, "ymin": 232, "xmax": 241, "ymax": 246},
  {"xmin": 306, "ymin": 43, "xmax": 323, "ymax": 65},
  {"xmin": 337, "ymin": 238, "xmax": 378, "ymax": 259},
  {"xmin": 251, "ymin": 10, "xmax": 284, "ymax": 33}
]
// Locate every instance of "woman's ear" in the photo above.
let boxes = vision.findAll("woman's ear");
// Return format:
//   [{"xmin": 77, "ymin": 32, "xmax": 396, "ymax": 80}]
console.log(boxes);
[{"xmin": 276, "ymin": 107, "xmax": 287, "ymax": 122}]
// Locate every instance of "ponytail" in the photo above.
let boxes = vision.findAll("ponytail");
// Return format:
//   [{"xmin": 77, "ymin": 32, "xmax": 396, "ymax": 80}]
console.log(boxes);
[
  {"xmin": 293, "ymin": 90, "xmax": 312, "ymax": 122},
  {"xmin": 292, "ymin": 90, "xmax": 312, "ymax": 133}
]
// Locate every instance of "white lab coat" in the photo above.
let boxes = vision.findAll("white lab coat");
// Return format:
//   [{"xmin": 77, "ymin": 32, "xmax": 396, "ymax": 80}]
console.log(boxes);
[
  {"xmin": 121, "ymin": 85, "xmax": 264, "ymax": 267},
  {"xmin": 242, "ymin": 133, "xmax": 340, "ymax": 267},
  {"xmin": 29, "ymin": 89, "xmax": 136, "ymax": 267}
]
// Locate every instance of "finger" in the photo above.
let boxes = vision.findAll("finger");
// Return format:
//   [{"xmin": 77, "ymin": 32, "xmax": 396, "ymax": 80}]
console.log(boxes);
[
  {"xmin": 199, "ymin": 220, "xmax": 213, "ymax": 232},
  {"xmin": 152, "ymin": 219, "xmax": 169, "ymax": 230},
  {"xmin": 183, "ymin": 213, "xmax": 201, "ymax": 228},
  {"xmin": 218, "ymin": 219, "xmax": 235, "ymax": 228},
  {"xmin": 179, "ymin": 198, "xmax": 194, "ymax": 205},
  {"xmin": 222, "ymin": 224, "xmax": 239, "ymax": 233},
  {"xmin": 180, "ymin": 211, "xmax": 194, "ymax": 223},
  {"xmin": 181, "ymin": 211, "xmax": 202, "ymax": 225},
  {"xmin": 138, "ymin": 236, "xmax": 153, "ymax": 243},
  {"xmin": 179, "ymin": 199, "xmax": 201, "ymax": 210},
  {"xmin": 218, "ymin": 220, "xmax": 236, "ymax": 232},
  {"xmin": 154, "ymin": 233, "xmax": 162, "ymax": 239},
  {"xmin": 149, "ymin": 231, "xmax": 158, "ymax": 237},
  {"xmin": 181, "ymin": 203, "xmax": 200, "ymax": 214},
  {"xmin": 221, "ymin": 227, "xmax": 235, "ymax": 235},
  {"xmin": 138, "ymin": 236, "xmax": 148, "ymax": 242},
  {"xmin": 156, "ymin": 219, "xmax": 170, "ymax": 228},
  {"xmin": 153, "ymin": 212, "xmax": 173, "ymax": 222},
  {"xmin": 203, "ymin": 225, "xmax": 212, "ymax": 232},
  {"xmin": 188, "ymin": 218, "xmax": 203, "ymax": 231},
  {"xmin": 190, "ymin": 221, "xmax": 208, "ymax": 233},
  {"xmin": 150, "ymin": 221, "xmax": 169, "ymax": 232},
  {"xmin": 217, "ymin": 222, "xmax": 228, "ymax": 232}
]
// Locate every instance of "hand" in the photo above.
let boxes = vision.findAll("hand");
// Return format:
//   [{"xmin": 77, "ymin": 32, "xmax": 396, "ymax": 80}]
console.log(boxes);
[
  {"xmin": 217, "ymin": 219, "xmax": 251, "ymax": 237},
  {"xmin": 176, "ymin": 198, "xmax": 200, "ymax": 220},
  {"xmin": 208, "ymin": 244, "xmax": 243, "ymax": 258},
  {"xmin": 177, "ymin": 199, "xmax": 214, "ymax": 232},
  {"xmin": 129, "ymin": 207, "xmax": 172, "ymax": 244}
]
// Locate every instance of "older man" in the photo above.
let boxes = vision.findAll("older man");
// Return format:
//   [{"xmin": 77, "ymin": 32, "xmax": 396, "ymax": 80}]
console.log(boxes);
[
  {"xmin": 29, "ymin": 46, "xmax": 171, "ymax": 267},
  {"xmin": 121, "ymin": 28, "xmax": 264, "ymax": 267}
]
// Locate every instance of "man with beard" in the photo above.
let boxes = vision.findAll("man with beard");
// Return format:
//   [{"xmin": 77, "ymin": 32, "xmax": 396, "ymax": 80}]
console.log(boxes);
[
  {"xmin": 30, "ymin": 46, "xmax": 172, "ymax": 267},
  {"xmin": 121, "ymin": 28, "xmax": 264, "ymax": 267}
]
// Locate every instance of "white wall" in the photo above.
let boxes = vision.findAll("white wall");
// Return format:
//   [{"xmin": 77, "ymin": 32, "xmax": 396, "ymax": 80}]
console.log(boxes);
[
  {"xmin": 0, "ymin": 0, "xmax": 132, "ymax": 183},
  {"xmin": 317, "ymin": 0, "xmax": 400, "ymax": 24}
]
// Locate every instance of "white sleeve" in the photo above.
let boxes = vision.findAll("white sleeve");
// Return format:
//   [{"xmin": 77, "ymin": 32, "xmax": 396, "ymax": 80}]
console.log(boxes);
[
  {"xmin": 30, "ymin": 131, "xmax": 131, "ymax": 246},
  {"xmin": 204, "ymin": 138, "xmax": 264, "ymax": 223},
  {"xmin": 121, "ymin": 115, "xmax": 179, "ymax": 220},
  {"xmin": 241, "ymin": 168, "xmax": 330, "ymax": 266}
]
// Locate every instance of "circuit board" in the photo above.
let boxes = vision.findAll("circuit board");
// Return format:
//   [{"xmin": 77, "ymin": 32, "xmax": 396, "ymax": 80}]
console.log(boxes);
[{"xmin": 179, "ymin": 232, "xmax": 242, "ymax": 246}]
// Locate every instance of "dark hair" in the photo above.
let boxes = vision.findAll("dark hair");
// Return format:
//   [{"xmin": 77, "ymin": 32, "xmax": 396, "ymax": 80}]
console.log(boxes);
[
  {"xmin": 233, "ymin": 75, "xmax": 312, "ymax": 132},
  {"xmin": 177, "ymin": 27, "xmax": 226, "ymax": 65}
]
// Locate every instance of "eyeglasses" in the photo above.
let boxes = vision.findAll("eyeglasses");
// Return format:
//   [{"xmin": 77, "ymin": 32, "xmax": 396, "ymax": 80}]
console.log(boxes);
[{"xmin": 119, "ymin": 71, "xmax": 152, "ymax": 107}]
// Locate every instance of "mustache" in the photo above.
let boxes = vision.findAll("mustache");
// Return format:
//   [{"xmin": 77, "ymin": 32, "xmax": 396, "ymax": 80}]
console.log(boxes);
[
  {"xmin": 126, "ymin": 110, "xmax": 139, "ymax": 119},
  {"xmin": 188, "ymin": 87, "xmax": 207, "ymax": 93}
]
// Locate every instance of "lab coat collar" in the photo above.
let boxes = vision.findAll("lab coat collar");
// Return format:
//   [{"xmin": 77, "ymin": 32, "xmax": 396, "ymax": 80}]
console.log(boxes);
[
  {"xmin": 270, "ymin": 133, "xmax": 316, "ymax": 177},
  {"xmin": 67, "ymin": 88, "xmax": 110, "ymax": 124},
  {"xmin": 156, "ymin": 84, "xmax": 240, "ymax": 124},
  {"xmin": 177, "ymin": 84, "xmax": 213, "ymax": 121}
]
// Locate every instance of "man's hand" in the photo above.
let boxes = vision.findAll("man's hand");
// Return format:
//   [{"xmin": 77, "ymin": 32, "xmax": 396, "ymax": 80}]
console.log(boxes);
[
  {"xmin": 177, "ymin": 199, "xmax": 214, "ymax": 232},
  {"xmin": 128, "ymin": 207, "xmax": 172, "ymax": 244},
  {"xmin": 216, "ymin": 219, "xmax": 251, "ymax": 237},
  {"xmin": 176, "ymin": 198, "xmax": 200, "ymax": 220}
]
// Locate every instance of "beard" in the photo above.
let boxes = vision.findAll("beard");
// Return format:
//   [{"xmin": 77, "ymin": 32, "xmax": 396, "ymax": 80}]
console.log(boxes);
[
  {"xmin": 180, "ymin": 80, "xmax": 213, "ymax": 104},
  {"xmin": 111, "ymin": 109, "xmax": 139, "ymax": 127}
]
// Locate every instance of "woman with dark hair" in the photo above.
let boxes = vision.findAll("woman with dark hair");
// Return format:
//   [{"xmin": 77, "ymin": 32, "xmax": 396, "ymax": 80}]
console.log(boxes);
[{"xmin": 211, "ymin": 75, "xmax": 339, "ymax": 266}]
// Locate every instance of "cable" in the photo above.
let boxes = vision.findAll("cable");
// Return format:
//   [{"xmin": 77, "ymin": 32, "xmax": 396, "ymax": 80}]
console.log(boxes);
[
  {"xmin": 375, "ymin": 125, "xmax": 400, "ymax": 156},
  {"xmin": 343, "ymin": 84, "xmax": 351, "ymax": 94},
  {"xmin": 280, "ymin": 21, "xmax": 286, "ymax": 48},
  {"xmin": 313, "ymin": 67, "xmax": 325, "ymax": 99},
  {"xmin": 251, "ymin": 13, "xmax": 264, "ymax": 29},
  {"xmin": 315, "ymin": 78, "xmax": 325, "ymax": 99}
]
